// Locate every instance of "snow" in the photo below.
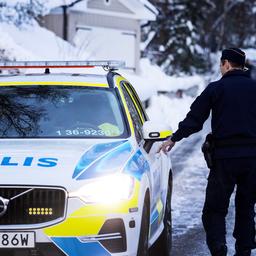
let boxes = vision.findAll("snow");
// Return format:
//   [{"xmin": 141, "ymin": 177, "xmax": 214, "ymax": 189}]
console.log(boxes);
[
  {"xmin": 0, "ymin": 0, "xmax": 72, "ymax": 9},
  {"xmin": 121, "ymin": 58, "xmax": 205, "ymax": 104},
  {"xmin": 0, "ymin": 25, "xmax": 34, "ymax": 60},
  {"xmin": 244, "ymin": 48, "xmax": 256, "ymax": 61},
  {"xmin": 0, "ymin": 0, "xmax": 30, "ymax": 5},
  {"xmin": 140, "ymin": 31, "xmax": 155, "ymax": 51},
  {"xmin": 146, "ymin": 94, "xmax": 194, "ymax": 133},
  {"xmin": 0, "ymin": 23, "xmax": 78, "ymax": 60},
  {"xmin": 172, "ymin": 139, "xmax": 208, "ymax": 236},
  {"xmin": 73, "ymin": 26, "xmax": 136, "ymax": 70},
  {"xmin": 139, "ymin": 0, "xmax": 158, "ymax": 15}
]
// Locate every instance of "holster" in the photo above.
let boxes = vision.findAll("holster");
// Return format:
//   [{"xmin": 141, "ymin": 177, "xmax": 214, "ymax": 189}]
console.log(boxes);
[{"xmin": 201, "ymin": 133, "xmax": 215, "ymax": 169}]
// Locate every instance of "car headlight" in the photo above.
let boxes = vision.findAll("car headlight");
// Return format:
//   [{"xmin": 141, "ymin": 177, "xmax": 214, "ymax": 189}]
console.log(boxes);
[{"xmin": 70, "ymin": 174, "xmax": 135, "ymax": 204}]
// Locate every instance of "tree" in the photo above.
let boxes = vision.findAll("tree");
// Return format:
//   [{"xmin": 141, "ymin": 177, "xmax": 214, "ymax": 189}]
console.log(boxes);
[
  {"xmin": 143, "ymin": 0, "xmax": 256, "ymax": 74},
  {"xmin": 142, "ymin": 0, "xmax": 214, "ymax": 75},
  {"xmin": 0, "ymin": 0, "xmax": 48, "ymax": 26},
  {"xmin": 202, "ymin": 0, "xmax": 256, "ymax": 51}
]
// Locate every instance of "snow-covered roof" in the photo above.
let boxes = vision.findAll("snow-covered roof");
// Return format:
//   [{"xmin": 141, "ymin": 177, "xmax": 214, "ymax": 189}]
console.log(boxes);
[{"xmin": 50, "ymin": 0, "xmax": 157, "ymax": 21}]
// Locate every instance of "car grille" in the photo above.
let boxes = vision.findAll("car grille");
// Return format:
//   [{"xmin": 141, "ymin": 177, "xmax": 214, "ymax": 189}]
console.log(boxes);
[{"xmin": 0, "ymin": 187, "xmax": 66, "ymax": 226}]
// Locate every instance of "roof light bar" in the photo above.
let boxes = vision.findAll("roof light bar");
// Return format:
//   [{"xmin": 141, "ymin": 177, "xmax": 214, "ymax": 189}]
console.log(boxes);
[{"xmin": 0, "ymin": 60, "xmax": 126, "ymax": 70}]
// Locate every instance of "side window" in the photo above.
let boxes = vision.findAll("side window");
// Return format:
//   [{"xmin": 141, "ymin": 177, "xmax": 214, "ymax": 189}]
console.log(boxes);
[
  {"xmin": 121, "ymin": 84, "xmax": 143, "ymax": 143},
  {"xmin": 124, "ymin": 82, "xmax": 149, "ymax": 121}
]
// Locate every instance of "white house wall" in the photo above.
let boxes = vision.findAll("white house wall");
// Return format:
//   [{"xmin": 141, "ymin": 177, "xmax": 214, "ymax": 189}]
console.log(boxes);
[
  {"xmin": 68, "ymin": 12, "xmax": 141, "ymax": 71},
  {"xmin": 73, "ymin": 26, "xmax": 136, "ymax": 69}
]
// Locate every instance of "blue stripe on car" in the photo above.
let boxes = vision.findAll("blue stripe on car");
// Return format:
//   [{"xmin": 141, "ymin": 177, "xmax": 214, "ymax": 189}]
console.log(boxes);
[
  {"xmin": 51, "ymin": 237, "xmax": 111, "ymax": 256},
  {"xmin": 124, "ymin": 150, "xmax": 150, "ymax": 181},
  {"xmin": 150, "ymin": 208, "xmax": 159, "ymax": 236},
  {"xmin": 75, "ymin": 141, "xmax": 133, "ymax": 180},
  {"xmin": 72, "ymin": 140, "xmax": 129, "ymax": 179}
]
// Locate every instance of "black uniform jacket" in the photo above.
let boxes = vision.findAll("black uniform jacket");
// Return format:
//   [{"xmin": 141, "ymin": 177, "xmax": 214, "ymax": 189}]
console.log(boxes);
[{"xmin": 171, "ymin": 70, "xmax": 256, "ymax": 158}]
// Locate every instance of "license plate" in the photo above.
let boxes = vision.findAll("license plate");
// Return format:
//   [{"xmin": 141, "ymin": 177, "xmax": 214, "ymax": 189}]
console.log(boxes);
[{"xmin": 0, "ymin": 232, "xmax": 35, "ymax": 248}]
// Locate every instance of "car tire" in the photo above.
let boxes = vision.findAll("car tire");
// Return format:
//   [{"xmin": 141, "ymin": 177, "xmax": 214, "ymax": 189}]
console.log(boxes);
[
  {"xmin": 137, "ymin": 197, "xmax": 150, "ymax": 256},
  {"xmin": 150, "ymin": 175, "xmax": 172, "ymax": 256}
]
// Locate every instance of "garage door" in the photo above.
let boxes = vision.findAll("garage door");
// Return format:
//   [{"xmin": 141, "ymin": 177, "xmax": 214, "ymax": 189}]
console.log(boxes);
[{"xmin": 73, "ymin": 25, "xmax": 136, "ymax": 70}]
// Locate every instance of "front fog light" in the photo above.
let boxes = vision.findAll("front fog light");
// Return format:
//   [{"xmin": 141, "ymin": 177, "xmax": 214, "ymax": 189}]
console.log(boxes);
[{"xmin": 71, "ymin": 174, "xmax": 135, "ymax": 204}]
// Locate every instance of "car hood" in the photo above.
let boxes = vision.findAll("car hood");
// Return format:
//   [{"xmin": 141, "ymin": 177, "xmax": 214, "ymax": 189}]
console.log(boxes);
[{"xmin": 0, "ymin": 139, "xmax": 133, "ymax": 191}]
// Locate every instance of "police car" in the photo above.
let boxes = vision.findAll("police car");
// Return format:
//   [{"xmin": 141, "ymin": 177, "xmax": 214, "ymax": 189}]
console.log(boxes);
[{"xmin": 0, "ymin": 61, "xmax": 173, "ymax": 256}]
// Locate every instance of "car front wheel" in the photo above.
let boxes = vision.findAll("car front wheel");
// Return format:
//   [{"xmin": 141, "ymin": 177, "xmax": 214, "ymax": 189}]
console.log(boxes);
[
  {"xmin": 137, "ymin": 197, "xmax": 150, "ymax": 256},
  {"xmin": 150, "ymin": 176, "xmax": 172, "ymax": 256}
]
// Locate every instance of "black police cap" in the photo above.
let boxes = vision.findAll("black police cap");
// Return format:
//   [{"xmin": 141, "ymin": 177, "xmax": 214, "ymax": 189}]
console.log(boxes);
[{"xmin": 221, "ymin": 48, "xmax": 246, "ymax": 66}]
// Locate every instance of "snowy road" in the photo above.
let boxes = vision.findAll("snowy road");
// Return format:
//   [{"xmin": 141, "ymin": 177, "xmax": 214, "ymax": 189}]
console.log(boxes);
[{"xmin": 170, "ymin": 130, "xmax": 256, "ymax": 256}]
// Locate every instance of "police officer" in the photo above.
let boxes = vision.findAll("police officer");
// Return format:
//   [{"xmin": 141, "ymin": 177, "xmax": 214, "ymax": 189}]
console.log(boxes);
[{"xmin": 159, "ymin": 48, "xmax": 256, "ymax": 256}]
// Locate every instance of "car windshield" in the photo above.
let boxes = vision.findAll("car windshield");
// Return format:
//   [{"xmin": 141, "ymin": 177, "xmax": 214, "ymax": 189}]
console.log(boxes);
[{"xmin": 0, "ymin": 86, "xmax": 128, "ymax": 138}]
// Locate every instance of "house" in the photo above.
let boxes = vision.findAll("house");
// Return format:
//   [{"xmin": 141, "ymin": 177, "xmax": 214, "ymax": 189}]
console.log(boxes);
[{"xmin": 41, "ymin": 0, "xmax": 157, "ymax": 73}]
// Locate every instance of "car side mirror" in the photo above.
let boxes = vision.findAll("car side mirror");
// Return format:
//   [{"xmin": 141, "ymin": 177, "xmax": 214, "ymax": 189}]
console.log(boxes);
[
  {"xmin": 143, "ymin": 120, "xmax": 173, "ymax": 142},
  {"xmin": 142, "ymin": 121, "xmax": 173, "ymax": 153}
]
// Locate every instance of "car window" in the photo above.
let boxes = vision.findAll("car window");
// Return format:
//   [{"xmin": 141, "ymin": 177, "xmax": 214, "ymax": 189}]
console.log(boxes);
[
  {"xmin": 0, "ymin": 86, "xmax": 128, "ymax": 138},
  {"xmin": 124, "ymin": 82, "xmax": 149, "ymax": 121},
  {"xmin": 121, "ymin": 83, "xmax": 143, "ymax": 143}
]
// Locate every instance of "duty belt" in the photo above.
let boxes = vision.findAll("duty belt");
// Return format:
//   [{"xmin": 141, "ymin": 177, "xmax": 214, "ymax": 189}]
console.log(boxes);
[{"xmin": 214, "ymin": 137, "xmax": 256, "ymax": 147}]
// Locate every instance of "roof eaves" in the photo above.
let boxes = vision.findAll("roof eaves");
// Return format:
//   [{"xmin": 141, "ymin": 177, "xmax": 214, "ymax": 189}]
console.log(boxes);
[{"xmin": 119, "ymin": 0, "xmax": 157, "ymax": 20}]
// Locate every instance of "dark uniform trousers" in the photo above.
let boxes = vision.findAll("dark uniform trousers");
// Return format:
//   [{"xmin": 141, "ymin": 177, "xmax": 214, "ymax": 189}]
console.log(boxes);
[{"xmin": 202, "ymin": 157, "xmax": 256, "ymax": 252}]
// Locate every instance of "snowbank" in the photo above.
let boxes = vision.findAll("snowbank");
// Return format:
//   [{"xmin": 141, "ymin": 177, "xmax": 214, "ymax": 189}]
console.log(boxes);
[
  {"xmin": 121, "ymin": 58, "xmax": 205, "ymax": 102},
  {"xmin": 0, "ymin": 23, "xmax": 78, "ymax": 60},
  {"xmin": 244, "ymin": 48, "xmax": 256, "ymax": 61},
  {"xmin": 146, "ymin": 94, "xmax": 194, "ymax": 132}
]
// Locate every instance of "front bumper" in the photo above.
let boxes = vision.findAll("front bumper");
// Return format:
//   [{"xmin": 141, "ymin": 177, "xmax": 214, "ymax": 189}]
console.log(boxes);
[
  {"xmin": 0, "ymin": 243, "xmax": 65, "ymax": 256},
  {"xmin": 0, "ymin": 181, "xmax": 142, "ymax": 256}
]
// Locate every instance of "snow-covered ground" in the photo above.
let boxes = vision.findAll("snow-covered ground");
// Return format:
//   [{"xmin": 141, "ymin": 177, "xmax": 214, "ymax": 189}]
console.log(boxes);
[
  {"xmin": 172, "ymin": 140, "xmax": 208, "ymax": 236},
  {"xmin": 0, "ymin": 23, "xmax": 78, "ymax": 60}
]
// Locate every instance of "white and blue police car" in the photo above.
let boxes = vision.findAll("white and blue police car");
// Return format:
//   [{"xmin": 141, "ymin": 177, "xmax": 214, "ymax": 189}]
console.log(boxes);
[{"xmin": 0, "ymin": 61, "xmax": 173, "ymax": 256}]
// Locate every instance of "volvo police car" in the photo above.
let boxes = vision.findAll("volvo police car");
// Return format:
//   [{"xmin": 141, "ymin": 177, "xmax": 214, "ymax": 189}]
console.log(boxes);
[{"xmin": 0, "ymin": 61, "xmax": 173, "ymax": 256}]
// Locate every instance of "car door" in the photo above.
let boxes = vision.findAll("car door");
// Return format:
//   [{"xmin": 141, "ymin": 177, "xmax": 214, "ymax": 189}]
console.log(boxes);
[{"xmin": 120, "ymin": 82, "xmax": 164, "ymax": 233}]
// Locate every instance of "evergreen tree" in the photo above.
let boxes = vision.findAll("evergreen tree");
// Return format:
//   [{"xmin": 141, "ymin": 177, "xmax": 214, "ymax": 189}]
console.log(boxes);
[
  {"xmin": 201, "ymin": 0, "xmax": 256, "ymax": 51},
  {"xmin": 0, "ymin": 0, "xmax": 48, "ymax": 26},
  {"xmin": 143, "ymin": 0, "xmax": 214, "ymax": 75},
  {"xmin": 143, "ymin": 0, "xmax": 256, "ymax": 74}
]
